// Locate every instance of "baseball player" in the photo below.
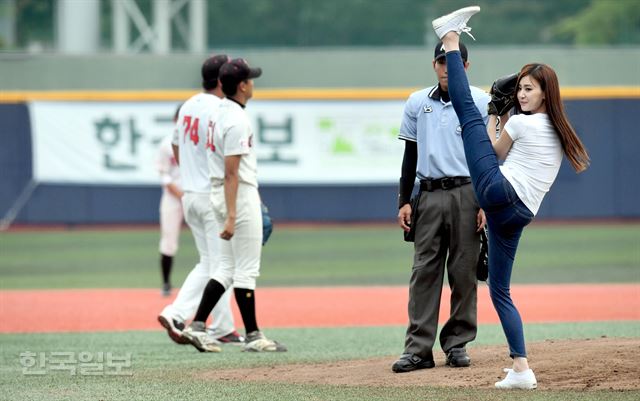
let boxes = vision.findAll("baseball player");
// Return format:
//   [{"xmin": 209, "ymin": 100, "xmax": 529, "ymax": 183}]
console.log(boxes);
[
  {"xmin": 156, "ymin": 116, "xmax": 183, "ymax": 297},
  {"xmin": 157, "ymin": 55, "xmax": 244, "ymax": 347},
  {"xmin": 181, "ymin": 58, "xmax": 286, "ymax": 353}
]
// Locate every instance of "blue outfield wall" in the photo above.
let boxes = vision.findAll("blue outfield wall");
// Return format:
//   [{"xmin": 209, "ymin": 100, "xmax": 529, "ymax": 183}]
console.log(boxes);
[
  {"xmin": 0, "ymin": 104, "xmax": 33, "ymax": 219},
  {"xmin": 1, "ymin": 98, "xmax": 639, "ymax": 225}
]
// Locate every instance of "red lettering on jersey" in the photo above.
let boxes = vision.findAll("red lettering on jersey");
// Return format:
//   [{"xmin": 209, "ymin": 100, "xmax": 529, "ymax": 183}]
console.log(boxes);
[
  {"xmin": 206, "ymin": 121, "xmax": 216, "ymax": 152},
  {"xmin": 189, "ymin": 118, "xmax": 200, "ymax": 145},
  {"xmin": 182, "ymin": 115, "xmax": 200, "ymax": 145},
  {"xmin": 182, "ymin": 116, "xmax": 191, "ymax": 142}
]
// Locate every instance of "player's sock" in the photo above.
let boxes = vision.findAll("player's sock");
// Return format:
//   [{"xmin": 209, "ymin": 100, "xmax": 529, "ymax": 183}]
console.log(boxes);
[
  {"xmin": 160, "ymin": 254, "xmax": 173, "ymax": 285},
  {"xmin": 234, "ymin": 288, "xmax": 258, "ymax": 334},
  {"xmin": 193, "ymin": 279, "xmax": 226, "ymax": 323}
]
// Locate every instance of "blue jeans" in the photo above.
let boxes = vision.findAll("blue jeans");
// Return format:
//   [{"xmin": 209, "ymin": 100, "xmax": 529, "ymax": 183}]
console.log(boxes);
[{"xmin": 445, "ymin": 50, "xmax": 534, "ymax": 358}]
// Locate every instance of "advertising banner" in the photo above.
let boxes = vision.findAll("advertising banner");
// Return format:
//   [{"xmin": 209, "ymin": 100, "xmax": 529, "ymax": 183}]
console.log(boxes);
[{"xmin": 30, "ymin": 100, "xmax": 406, "ymax": 185}]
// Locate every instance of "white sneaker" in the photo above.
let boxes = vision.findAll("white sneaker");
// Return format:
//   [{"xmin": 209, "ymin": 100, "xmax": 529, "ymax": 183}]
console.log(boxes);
[
  {"xmin": 495, "ymin": 368, "xmax": 537, "ymax": 389},
  {"xmin": 243, "ymin": 331, "xmax": 287, "ymax": 352},
  {"xmin": 181, "ymin": 322, "xmax": 222, "ymax": 353},
  {"xmin": 432, "ymin": 6, "xmax": 480, "ymax": 40}
]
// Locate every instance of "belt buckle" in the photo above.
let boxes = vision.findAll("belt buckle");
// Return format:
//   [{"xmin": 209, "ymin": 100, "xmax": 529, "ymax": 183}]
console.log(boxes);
[{"xmin": 440, "ymin": 177, "xmax": 454, "ymax": 190}]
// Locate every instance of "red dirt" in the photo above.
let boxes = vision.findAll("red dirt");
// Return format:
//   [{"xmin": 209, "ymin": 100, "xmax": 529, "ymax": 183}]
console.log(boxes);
[{"xmin": 1, "ymin": 284, "xmax": 638, "ymax": 333}]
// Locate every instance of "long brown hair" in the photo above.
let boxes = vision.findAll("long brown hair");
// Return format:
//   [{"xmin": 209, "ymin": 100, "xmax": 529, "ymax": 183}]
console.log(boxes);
[{"xmin": 514, "ymin": 63, "xmax": 590, "ymax": 173}]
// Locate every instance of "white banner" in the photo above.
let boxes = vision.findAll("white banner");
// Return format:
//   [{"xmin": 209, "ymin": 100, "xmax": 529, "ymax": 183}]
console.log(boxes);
[{"xmin": 29, "ymin": 100, "xmax": 406, "ymax": 185}]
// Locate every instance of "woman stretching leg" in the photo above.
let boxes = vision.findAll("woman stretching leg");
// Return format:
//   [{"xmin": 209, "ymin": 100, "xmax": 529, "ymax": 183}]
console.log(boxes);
[{"xmin": 431, "ymin": 6, "xmax": 589, "ymax": 389}]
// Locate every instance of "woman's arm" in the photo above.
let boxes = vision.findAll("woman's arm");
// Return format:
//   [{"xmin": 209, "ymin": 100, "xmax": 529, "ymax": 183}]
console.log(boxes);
[
  {"xmin": 487, "ymin": 115, "xmax": 499, "ymax": 146},
  {"xmin": 494, "ymin": 128, "xmax": 514, "ymax": 161},
  {"xmin": 498, "ymin": 112, "xmax": 510, "ymax": 134},
  {"xmin": 486, "ymin": 114, "xmax": 513, "ymax": 161}
]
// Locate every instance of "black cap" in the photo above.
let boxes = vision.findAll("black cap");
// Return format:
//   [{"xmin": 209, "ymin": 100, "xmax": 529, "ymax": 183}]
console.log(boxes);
[
  {"xmin": 434, "ymin": 41, "xmax": 468, "ymax": 62},
  {"xmin": 219, "ymin": 58, "xmax": 262, "ymax": 88},
  {"xmin": 201, "ymin": 54, "xmax": 230, "ymax": 89}
]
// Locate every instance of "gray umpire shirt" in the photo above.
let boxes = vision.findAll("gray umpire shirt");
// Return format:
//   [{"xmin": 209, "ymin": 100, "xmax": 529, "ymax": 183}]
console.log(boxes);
[{"xmin": 399, "ymin": 85, "xmax": 490, "ymax": 179}]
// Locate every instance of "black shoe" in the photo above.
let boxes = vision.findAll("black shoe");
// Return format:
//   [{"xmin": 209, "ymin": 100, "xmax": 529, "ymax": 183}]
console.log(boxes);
[
  {"xmin": 161, "ymin": 283, "xmax": 171, "ymax": 297},
  {"xmin": 446, "ymin": 347, "xmax": 471, "ymax": 367},
  {"xmin": 391, "ymin": 353, "xmax": 435, "ymax": 373}
]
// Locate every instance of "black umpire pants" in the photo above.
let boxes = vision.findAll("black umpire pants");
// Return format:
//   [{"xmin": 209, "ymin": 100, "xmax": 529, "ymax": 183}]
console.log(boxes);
[{"xmin": 403, "ymin": 182, "xmax": 480, "ymax": 360}]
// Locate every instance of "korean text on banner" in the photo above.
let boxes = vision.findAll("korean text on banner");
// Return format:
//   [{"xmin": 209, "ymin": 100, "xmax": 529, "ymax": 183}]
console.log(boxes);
[{"xmin": 29, "ymin": 100, "xmax": 406, "ymax": 185}]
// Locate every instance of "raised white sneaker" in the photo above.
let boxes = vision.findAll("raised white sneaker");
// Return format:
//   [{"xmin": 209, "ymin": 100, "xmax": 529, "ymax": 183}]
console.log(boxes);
[
  {"xmin": 432, "ymin": 6, "xmax": 481, "ymax": 40},
  {"xmin": 244, "ymin": 331, "xmax": 287, "ymax": 352},
  {"xmin": 495, "ymin": 368, "xmax": 537, "ymax": 390},
  {"xmin": 181, "ymin": 322, "xmax": 222, "ymax": 353}
]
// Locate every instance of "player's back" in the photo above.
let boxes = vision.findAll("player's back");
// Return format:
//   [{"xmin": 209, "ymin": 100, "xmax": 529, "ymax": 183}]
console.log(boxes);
[
  {"xmin": 207, "ymin": 98, "xmax": 258, "ymax": 188},
  {"xmin": 173, "ymin": 93, "xmax": 221, "ymax": 193}
]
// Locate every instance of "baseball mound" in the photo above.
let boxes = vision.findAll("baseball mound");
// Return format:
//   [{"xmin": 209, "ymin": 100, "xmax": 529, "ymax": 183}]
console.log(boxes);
[{"xmin": 203, "ymin": 337, "xmax": 639, "ymax": 390}]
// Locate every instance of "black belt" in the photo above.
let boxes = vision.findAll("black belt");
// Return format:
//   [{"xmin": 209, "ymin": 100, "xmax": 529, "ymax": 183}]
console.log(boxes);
[{"xmin": 420, "ymin": 177, "xmax": 471, "ymax": 191}]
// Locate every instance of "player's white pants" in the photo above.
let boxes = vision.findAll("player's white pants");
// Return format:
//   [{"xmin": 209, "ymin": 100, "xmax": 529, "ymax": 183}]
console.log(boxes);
[
  {"xmin": 167, "ymin": 262, "xmax": 235, "ymax": 337},
  {"xmin": 158, "ymin": 193, "xmax": 183, "ymax": 256},
  {"xmin": 209, "ymin": 183, "xmax": 262, "ymax": 290},
  {"xmin": 166, "ymin": 192, "xmax": 236, "ymax": 336}
]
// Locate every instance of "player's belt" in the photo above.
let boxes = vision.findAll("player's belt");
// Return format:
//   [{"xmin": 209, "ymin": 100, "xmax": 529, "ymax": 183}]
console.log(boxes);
[{"xmin": 420, "ymin": 177, "xmax": 471, "ymax": 191}]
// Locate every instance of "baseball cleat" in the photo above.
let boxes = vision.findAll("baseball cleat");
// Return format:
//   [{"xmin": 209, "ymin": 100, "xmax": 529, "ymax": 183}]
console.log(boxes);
[
  {"xmin": 495, "ymin": 368, "xmax": 538, "ymax": 390},
  {"xmin": 215, "ymin": 330, "xmax": 246, "ymax": 345},
  {"xmin": 243, "ymin": 331, "xmax": 287, "ymax": 352},
  {"xmin": 432, "ymin": 6, "xmax": 480, "ymax": 40},
  {"xmin": 181, "ymin": 322, "xmax": 222, "ymax": 353},
  {"xmin": 157, "ymin": 309, "xmax": 189, "ymax": 345}
]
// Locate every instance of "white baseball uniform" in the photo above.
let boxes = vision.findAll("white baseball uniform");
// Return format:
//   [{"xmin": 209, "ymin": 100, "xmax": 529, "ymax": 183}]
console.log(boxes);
[
  {"xmin": 157, "ymin": 135, "xmax": 182, "ymax": 257},
  {"xmin": 207, "ymin": 98, "xmax": 263, "ymax": 290},
  {"xmin": 162, "ymin": 94, "xmax": 237, "ymax": 337}
]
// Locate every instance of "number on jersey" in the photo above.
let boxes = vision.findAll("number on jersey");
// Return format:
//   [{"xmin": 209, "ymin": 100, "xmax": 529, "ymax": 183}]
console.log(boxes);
[
  {"xmin": 206, "ymin": 120, "xmax": 216, "ymax": 152},
  {"xmin": 182, "ymin": 115, "xmax": 200, "ymax": 145}
]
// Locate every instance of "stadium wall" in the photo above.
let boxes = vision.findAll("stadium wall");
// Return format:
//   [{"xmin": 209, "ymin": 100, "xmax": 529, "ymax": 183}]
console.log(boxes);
[
  {"xmin": 1, "ymin": 94, "xmax": 638, "ymax": 225},
  {"xmin": 1, "ymin": 47, "xmax": 639, "ymax": 90}
]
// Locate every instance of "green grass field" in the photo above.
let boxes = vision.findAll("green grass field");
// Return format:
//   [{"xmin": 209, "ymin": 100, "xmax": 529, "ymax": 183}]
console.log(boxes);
[
  {"xmin": 1, "ymin": 223, "xmax": 639, "ymax": 400},
  {"xmin": 1, "ymin": 323, "xmax": 638, "ymax": 400},
  {"xmin": 1, "ymin": 223, "xmax": 639, "ymax": 289}
]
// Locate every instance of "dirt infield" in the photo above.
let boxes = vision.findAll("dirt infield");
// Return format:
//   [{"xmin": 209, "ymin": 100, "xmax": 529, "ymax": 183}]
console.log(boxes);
[
  {"xmin": 204, "ymin": 337, "xmax": 640, "ymax": 391},
  {"xmin": 0, "ymin": 284, "xmax": 638, "ymax": 333}
]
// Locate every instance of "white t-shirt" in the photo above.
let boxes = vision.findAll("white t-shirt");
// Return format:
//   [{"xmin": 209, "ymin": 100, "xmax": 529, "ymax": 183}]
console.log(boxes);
[
  {"xmin": 207, "ymin": 98, "xmax": 258, "ymax": 188},
  {"xmin": 499, "ymin": 113, "xmax": 563, "ymax": 216},
  {"xmin": 172, "ymin": 93, "xmax": 221, "ymax": 193}
]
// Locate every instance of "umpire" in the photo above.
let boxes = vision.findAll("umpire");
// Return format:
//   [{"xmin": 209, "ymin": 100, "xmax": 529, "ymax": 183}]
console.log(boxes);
[{"xmin": 393, "ymin": 42, "xmax": 489, "ymax": 372}]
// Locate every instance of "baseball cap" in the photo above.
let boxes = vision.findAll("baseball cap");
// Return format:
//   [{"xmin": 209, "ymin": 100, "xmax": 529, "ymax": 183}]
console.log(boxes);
[
  {"xmin": 201, "ymin": 54, "xmax": 230, "ymax": 88},
  {"xmin": 219, "ymin": 58, "xmax": 262, "ymax": 88},
  {"xmin": 434, "ymin": 41, "xmax": 468, "ymax": 62}
]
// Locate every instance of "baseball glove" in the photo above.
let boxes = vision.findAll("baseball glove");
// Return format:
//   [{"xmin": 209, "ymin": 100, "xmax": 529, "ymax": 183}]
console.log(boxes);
[
  {"xmin": 487, "ymin": 72, "xmax": 519, "ymax": 116},
  {"xmin": 261, "ymin": 202, "xmax": 273, "ymax": 246},
  {"xmin": 476, "ymin": 227, "xmax": 488, "ymax": 281}
]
